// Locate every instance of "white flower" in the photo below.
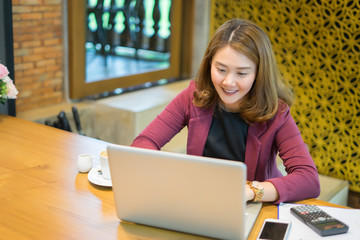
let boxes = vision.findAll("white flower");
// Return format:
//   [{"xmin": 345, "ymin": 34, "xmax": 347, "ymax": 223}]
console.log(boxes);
[
  {"xmin": 0, "ymin": 63, "xmax": 9, "ymax": 79},
  {"xmin": 3, "ymin": 76, "xmax": 18, "ymax": 99},
  {"xmin": 0, "ymin": 63, "xmax": 19, "ymax": 103}
]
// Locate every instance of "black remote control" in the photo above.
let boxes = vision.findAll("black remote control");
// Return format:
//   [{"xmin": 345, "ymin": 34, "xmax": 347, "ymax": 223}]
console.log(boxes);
[{"xmin": 290, "ymin": 205, "xmax": 349, "ymax": 236}]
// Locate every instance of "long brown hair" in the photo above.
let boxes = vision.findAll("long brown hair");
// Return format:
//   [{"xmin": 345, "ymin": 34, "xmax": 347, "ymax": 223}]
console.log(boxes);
[{"xmin": 193, "ymin": 19, "xmax": 294, "ymax": 123}]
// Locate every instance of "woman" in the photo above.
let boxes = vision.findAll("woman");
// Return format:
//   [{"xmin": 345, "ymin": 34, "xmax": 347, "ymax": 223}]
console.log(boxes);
[{"xmin": 132, "ymin": 19, "xmax": 320, "ymax": 204}]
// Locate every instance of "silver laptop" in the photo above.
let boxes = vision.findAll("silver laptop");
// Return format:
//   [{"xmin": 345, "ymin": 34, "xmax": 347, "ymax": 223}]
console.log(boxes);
[{"xmin": 107, "ymin": 144, "xmax": 262, "ymax": 240}]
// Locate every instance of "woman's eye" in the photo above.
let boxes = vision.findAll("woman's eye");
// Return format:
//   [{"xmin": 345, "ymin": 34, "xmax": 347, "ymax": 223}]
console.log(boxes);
[
  {"xmin": 237, "ymin": 72, "xmax": 247, "ymax": 76},
  {"xmin": 217, "ymin": 68, "xmax": 226, "ymax": 73}
]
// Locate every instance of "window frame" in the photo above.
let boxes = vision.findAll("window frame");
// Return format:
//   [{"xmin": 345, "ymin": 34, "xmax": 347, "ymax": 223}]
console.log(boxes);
[{"xmin": 68, "ymin": 0, "xmax": 187, "ymax": 99}]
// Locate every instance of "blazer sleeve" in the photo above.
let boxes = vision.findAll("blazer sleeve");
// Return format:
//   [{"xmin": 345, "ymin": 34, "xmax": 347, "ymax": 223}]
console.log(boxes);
[
  {"xmin": 266, "ymin": 106, "xmax": 321, "ymax": 204},
  {"xmin": 131, "ymin": 81, "xmax": 194, "ymax": 150}
]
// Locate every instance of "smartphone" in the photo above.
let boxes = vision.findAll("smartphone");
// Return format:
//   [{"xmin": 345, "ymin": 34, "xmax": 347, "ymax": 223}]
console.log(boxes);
[{"xmin": 257, "ymin": 218, "xmax": 291, "ymax": 240}]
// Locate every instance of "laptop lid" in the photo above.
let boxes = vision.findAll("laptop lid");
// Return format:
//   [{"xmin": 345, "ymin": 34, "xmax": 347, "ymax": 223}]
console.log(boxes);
[{"xmin": 107, "ymin": 144, "xmax": 260, "ymax": 240}]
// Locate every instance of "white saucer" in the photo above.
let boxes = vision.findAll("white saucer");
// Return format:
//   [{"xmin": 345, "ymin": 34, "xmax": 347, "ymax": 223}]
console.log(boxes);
[{"xmin": 88, "ymin": 165, "xmax": 112, "ymax": 187}]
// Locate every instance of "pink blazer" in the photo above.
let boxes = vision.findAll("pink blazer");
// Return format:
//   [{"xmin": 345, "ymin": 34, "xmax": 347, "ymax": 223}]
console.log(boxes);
[{"xmin": 132, "ymin": 81, "xmax": 320, "ymax": 204}]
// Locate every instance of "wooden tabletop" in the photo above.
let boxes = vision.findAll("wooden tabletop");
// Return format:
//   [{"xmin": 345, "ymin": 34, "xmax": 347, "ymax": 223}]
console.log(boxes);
[{"xmin": 0, "ymin": 114, "xmax": 347, "ymax": 239}]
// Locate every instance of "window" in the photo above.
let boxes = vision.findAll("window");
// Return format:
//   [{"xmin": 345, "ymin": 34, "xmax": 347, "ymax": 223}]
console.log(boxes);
[
  {"xmin": 68, "ymin": 0, "xmax": 189, "ymax": 99},
  {"xmin": 0, "ymin": 0, "xmax": 15, "ymax": 116}
]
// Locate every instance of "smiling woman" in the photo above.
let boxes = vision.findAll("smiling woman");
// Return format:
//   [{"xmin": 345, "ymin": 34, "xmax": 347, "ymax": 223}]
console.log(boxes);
[
  {"xmin": 194, "ymin": 19, "xmax": 293, "ymax": 123},
  {"xmin": 132, "ymin": 18, "xmax": 320, "ymax": 205},
  {"xmin": 210, "ymin": 46, "xmax": 257, "ymax": 112}
]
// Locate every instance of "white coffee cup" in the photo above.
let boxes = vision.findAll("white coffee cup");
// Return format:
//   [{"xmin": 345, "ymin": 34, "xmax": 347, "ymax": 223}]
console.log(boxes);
[
  {"xmin": 77, "ymin": 154, "xmax": 94, "ymax": 173},
  {"xmin": 99, "ymin": 150, "xmax": 111, "ymax": 180}
]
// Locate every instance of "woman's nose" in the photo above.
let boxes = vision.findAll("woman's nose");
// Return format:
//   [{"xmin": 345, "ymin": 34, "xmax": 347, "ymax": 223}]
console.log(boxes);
[{"xmin": 223, "ymin": 73, "xmax": 236, "ymax": 86}]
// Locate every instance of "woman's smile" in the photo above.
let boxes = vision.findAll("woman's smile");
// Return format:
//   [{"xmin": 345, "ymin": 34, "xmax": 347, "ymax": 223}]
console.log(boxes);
[{"xmin": 223, "ymin": 88, "xmax": 238, "ymax": 94}]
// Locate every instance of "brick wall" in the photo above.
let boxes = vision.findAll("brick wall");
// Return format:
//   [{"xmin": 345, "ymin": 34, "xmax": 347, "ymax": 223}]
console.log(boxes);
[{"xmin": 12, "ymin": 0, "xmax": 64, "ymax": 112}]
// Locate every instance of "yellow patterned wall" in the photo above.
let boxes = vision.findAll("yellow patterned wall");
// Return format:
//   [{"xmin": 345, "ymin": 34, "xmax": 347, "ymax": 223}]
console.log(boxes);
[{"xmin": 210, "ymin": 0, "xmax": 360, "ymax": 192}]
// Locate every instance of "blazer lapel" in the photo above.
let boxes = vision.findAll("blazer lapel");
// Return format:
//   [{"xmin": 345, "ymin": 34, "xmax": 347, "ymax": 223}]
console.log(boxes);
[
  {"xmin": 245, "ymin": 122, "xmax": 267, "ymax": 180},
  {"xmin": 187, "ymin": 105, "xmax": 215, "ymax": 156}
]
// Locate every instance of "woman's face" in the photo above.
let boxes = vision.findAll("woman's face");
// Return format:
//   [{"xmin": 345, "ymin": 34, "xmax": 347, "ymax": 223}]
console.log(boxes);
[{"xmin": 211, "ymin": 45, "xmax": 257, "ymax": 112}]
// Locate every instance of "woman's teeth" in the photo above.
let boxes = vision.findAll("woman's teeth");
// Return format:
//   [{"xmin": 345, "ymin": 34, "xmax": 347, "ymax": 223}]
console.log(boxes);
[{"xmin": 224, "ymin": 89, "xmax": 237, "ymax": 93}]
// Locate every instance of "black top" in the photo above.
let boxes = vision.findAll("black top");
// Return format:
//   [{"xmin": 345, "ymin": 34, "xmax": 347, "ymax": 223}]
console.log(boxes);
[{"xmin": 203, "ymin": 107, "xmax": 249, "ymax": 162}]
